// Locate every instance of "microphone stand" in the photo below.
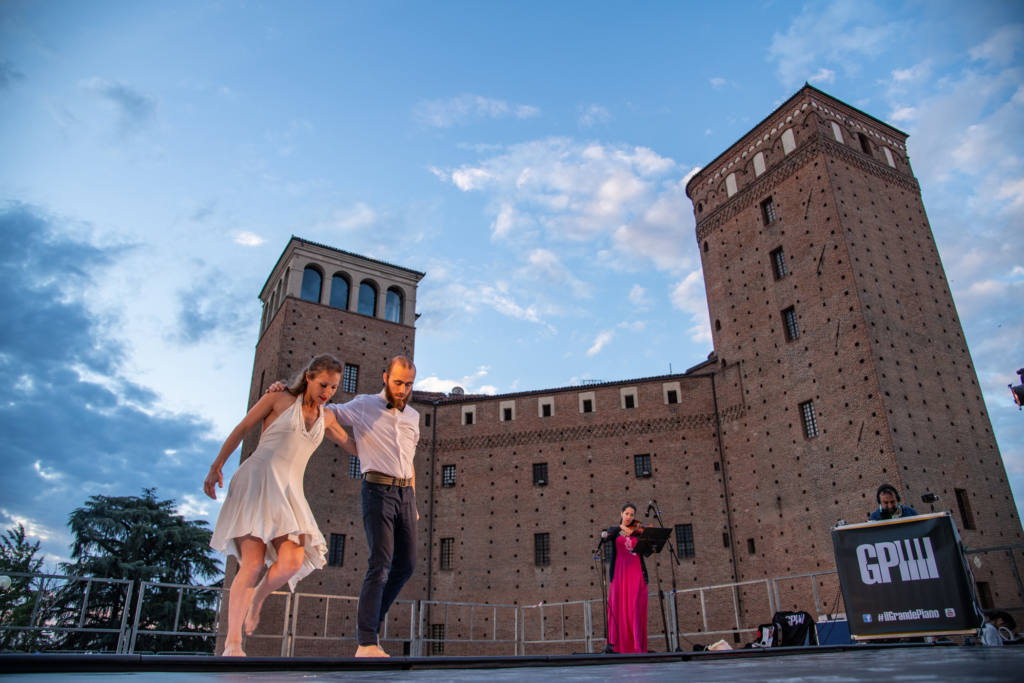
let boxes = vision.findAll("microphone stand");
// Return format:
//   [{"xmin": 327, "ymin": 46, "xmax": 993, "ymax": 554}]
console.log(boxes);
[
  {"xmin": 648, "ymin": 500, "xmax": 683, "ymax": 652},
  {"xmin": 593, "ymin": 534, "xmax": 611, "ymax": 653}
]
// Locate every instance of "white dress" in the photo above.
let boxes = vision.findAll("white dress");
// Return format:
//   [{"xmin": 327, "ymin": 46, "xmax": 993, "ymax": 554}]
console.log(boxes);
[{"xmin": 210, "ymin": 394, "xmax": 327, "ymax": 590}]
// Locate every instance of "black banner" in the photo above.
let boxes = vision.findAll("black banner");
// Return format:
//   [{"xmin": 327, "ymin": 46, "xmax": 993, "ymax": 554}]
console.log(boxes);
[{"xmin": 832, "ymin": 513, "xmax": 983, "ymax": 639}]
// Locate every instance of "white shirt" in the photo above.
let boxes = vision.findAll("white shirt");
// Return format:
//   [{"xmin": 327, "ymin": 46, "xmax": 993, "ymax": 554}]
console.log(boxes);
[
  {"xmin": 327, "ymin": 390, "xmax": 419, "ymax": 480},
  {"xmin": 981, "ymin": 623, "xmax": 1004, "ymax": 647}
]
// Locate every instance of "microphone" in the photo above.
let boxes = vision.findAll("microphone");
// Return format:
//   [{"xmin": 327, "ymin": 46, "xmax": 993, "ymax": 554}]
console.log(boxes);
[
  {"xmin": 646, "ymin": 500, "xmax": 658, "ymax": 518},
  {"xmin": 386, "ymin": 403, "xmax": 394, "ymax": 410}
]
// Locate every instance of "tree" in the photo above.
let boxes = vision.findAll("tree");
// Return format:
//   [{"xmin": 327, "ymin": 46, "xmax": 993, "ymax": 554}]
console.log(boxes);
[
  {"xmin": 0, "ymin": 524, "xmax": 48, "ymax": 651},
  {"xmin": 54, "ymin": 488, "xmax": 222, "ymax": 653}
]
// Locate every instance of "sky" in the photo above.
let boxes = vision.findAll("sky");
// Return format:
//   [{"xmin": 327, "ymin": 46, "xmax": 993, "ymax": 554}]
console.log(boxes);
[{"xmin": 1, "ymin": 0, "xmax": 1022, "ymax": 569}]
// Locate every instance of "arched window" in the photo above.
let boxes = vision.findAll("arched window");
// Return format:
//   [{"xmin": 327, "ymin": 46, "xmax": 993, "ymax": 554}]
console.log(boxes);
[
  {"xmin": 385, "ymin": 287, "xmax": 403, "ymax": 323},
  {"xmin": 330, "ymin": 274, "xmax": 349, "ymax": 310},
  {"xmin": 301, "ymin": 266, "xmax": 322, "ymax": 303},
  {"xmin": 358, "ymin": 281, "xmax": 377, "ymax": 317}
]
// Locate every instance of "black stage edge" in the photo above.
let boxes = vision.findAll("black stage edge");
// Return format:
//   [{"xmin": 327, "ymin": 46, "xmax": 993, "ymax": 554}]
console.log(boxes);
[{"xmin": 0, "ymin": 643, "xmax": 949, "ymax": 673}]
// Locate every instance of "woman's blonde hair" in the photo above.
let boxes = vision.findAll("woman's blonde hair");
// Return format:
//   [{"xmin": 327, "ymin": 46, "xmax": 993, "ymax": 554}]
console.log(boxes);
[{"xmin": 287, "ymin": 354, "xmax": 344, "ymax": 396}]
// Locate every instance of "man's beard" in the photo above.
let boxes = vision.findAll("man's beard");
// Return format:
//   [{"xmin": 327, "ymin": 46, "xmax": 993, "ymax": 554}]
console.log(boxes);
[{"xmin": 385, "ymin": 385, "xmax": 407, "ymax": 410}]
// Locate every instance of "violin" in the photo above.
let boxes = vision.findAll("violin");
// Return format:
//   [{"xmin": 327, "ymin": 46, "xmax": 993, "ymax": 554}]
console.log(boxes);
[{"xmin": 620, "ymin": 519, "xmax": 645, "ymax": 536}]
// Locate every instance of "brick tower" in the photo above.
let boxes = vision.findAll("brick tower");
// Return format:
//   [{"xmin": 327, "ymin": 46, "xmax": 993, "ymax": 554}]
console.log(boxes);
[{"xmin": 685, "ymin": 85, "xmax": 1022, "ymax": 608}]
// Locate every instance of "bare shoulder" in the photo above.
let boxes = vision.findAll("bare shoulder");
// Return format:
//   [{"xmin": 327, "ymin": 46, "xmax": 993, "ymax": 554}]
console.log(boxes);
[{"xmin": 263, "ymin": 390, "xmax": 297, "ymax": 413}]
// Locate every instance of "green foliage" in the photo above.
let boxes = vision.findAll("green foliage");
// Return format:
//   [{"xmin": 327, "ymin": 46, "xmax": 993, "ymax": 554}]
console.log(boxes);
[
  {"xmin": 0, "ymin": 524, "xmax": 47, "ymax": 651},
  {"xmin": 50, "ymin": 488, "xmax": 223, "ymax": 653}
]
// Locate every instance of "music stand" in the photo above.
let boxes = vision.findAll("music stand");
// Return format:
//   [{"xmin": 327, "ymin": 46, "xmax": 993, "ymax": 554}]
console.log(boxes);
[{"xmin": 632, "ymin": 527, "xmax": 672, "ymax": 557}]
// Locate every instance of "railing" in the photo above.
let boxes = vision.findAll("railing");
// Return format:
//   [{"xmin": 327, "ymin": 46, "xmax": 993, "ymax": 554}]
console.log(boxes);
[
  {"xmin": 128, "ymin": 581, "xmax": 225, "ymax": 655},
  {"xmin": 0, "ymin": 572, "xmax": 134, "ymax": 653},
  {"xmin": 418, "ymin": 600, "xmax": 518, "ymax": 655},
  {"xmin": 3, "ymin": 544, "xmax": 1021, "ymax": 655}
]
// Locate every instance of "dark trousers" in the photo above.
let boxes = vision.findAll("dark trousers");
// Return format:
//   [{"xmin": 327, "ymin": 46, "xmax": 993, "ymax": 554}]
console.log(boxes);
[{"xmin": 357, "ymin": 481, "xmax": 417, "ymax": 646}]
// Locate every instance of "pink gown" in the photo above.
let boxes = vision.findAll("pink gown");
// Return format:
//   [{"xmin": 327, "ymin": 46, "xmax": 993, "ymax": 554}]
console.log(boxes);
[{"xmin": 607, "ymin": 534, "xmax": 648, "ymax": 653}]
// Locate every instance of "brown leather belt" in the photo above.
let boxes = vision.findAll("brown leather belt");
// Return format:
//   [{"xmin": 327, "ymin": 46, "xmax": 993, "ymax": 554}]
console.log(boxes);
[{"xmin": 363, "ymin": 470, "xmax": 413, "ymax": 487}]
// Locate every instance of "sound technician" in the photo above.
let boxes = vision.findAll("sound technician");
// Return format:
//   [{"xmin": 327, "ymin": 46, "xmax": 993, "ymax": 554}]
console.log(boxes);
[{"xmin": 868, "ymin": 483, "xmax": 917, "ymax": 521}]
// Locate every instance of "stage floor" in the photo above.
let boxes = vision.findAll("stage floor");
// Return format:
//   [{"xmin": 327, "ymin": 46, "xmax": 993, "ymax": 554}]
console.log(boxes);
[{"xmin": 2, "ymin": 644, "xmax": 1021, "ymax": 681}]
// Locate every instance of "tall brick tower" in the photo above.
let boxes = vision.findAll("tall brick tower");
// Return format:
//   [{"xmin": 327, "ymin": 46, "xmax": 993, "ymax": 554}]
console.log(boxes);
[
  {"xmin": 236, "ymin": 236, "xmax": 425, "ymax": 654},
  {"xmin": 685, "ymin": 85, "xmax": 1021, "ymax": 605}
]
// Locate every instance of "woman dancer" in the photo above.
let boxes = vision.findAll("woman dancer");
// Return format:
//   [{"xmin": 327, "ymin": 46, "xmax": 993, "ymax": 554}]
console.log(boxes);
[
  {"xmin": 204, "ymin": 354, "xmax": 355, "ymax": 656},
  {"xmin": 602, "ymin": 502, "xmax": 649, "ymax": 653}
]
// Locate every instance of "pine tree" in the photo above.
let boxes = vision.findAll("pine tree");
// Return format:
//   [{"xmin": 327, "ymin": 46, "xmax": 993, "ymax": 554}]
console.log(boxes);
[
  {"xmin": 0, "ymin": 524, "xmax": 47, "ymax": 651},
  {"xmin": 54, "ymin": 488, "xmax": 222, "ymax": 653}
]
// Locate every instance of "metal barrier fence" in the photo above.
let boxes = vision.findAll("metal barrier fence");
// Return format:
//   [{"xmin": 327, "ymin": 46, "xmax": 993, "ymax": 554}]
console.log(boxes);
[
  {"xmin": 3, "ymin": 544, "xmax": 1021, "ymax": 655},
  {"xmin": 0, "ymin": 572, "xmax": 134, "ymax": 653},
  {"xmin": 128, "ymin": 581, "xmax": 225, "ymax": 655}
]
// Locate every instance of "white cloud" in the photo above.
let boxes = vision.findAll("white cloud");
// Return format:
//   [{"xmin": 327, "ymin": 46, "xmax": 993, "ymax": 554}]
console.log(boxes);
[
  {"xmin": 234, "ymin": 231, "xmax": 264, "ymax": 246},
  {"xmin": 889, "ymin": 106, "xmax": 917, "ymax": 123},
  {"xmin": 177, "ymin": 493, "xmax": 213, "ymax": 518},
  {"xmin": 670, "ymin": 270, "xmax": 711, "ymax": 345},
  {"xmin": 329, "ymin": 202, "xmax": 378, "ymax": 230},
  {"xmin": 995, "ymin": 176, "xmax": 1024, "ymax": 210},
  {"xmin": 414, "ymin": 94, "xmax": 541, "ymax": 128},
  {"xmin": 808, "ymin": 68, "xmax": 835, "ymax": 84},
  {"xmin": 579, "ymin": 104, "xmax": 611, "ymax": 128},
  {"xmin": 0, "ymin": 508, "xmax": 59, "ymax": 542},
  {"xmin": 416, "ymin": 365, "xmax": 496, "ymax": 394},
  {"xmin": 892, "ymin": 61, "xmax": 932, "ymax": 84},
  {"xmin": 768, "ymin": 1, "xmax": 901, "ymax": 87},
  {"xmin": 587, "ymin": 330, "xmax": 614, "ymax": 356},
  {"xmin": 523, "ymin": 248, "xmax": 591, "ymax": 298},
  {"xmin": 628, "ymin": 284, "xmax": 651, "ymax": 309},
  {"xmin": 709, "ymin": 77, "xmax": 727, "ymax": 89},
  {"xmin": 432, "ymin": 138, "xmax": 695, "ymax": 273},
  {"xmin": 968, "ymin": 24, "xmax": 1024, "ymax": 65},
  {"xmin": 33, "ymin": 460, "xmax": 63, "ymax": 482}
]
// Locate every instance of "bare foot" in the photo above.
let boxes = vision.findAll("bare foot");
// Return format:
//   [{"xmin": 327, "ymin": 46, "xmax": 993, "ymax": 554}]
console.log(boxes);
[
  {"xmin": 221, "ymin": 643, "xmax": 246, "ymax": 657},
  {"xmin": 244, "ymin": 600, "xmax": 263, "ymax": 635},
  {"xmin": 355, "ymin": 644, "xmax": 389, "ymax": 657}
]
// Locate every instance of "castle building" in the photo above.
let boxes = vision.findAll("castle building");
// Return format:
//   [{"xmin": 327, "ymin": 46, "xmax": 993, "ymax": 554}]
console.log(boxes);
[{"xmin": 236, "ymin": 86, "xmax": 1021, "ymax": 655}]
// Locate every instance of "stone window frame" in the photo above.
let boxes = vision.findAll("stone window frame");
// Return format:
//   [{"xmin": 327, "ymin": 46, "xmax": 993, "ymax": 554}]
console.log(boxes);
[
  {"xmin": 578, "ymin": 391, "xmax": 596, "ymax": 414},
  {"xmin": 357, "ymin": 280, "xmax": 378, "ymax": 316},
  {"xmin": 538, "ymin": 396, "xmax": 554, "ymax": 418},
  {"xmin": 499, "ymin": 399, "xmax": 516, "ymax": 422},
  {"xmin": 462, "ymin": 405, "xmax": 476, "ymax": 426},
  {"xmin": 301, "ymin": 265, "xmax": 323, "ymax": 303},
  {"xmin": 330, "ymin": 272, "xmax": 351, "ymax": 310},
  {"xmin": 384, "ymin": 286, "xmax": 404, "ymax": 323},
  {"xmin": 663, "ymin": 382, "xmax": 681, "ymax": 405},
  {"xmin": 620, "ymin": 387, "xmax": 638, "ymax": 409}
]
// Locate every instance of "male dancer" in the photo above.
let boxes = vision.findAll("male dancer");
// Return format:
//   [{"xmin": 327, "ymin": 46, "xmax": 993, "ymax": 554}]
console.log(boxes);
[
  {"xmin": 270, "ymin": 355, "xmax": 418, "ymax": 657},
  {"xmin": 330, "ymin": 356, "xmax": 418, "ymax": 657}
]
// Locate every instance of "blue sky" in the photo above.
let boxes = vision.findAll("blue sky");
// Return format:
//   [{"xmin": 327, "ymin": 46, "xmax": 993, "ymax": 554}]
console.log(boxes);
[{"xmin": 1, "ymin": 0, "xmax": 1022, "ymax": 567}]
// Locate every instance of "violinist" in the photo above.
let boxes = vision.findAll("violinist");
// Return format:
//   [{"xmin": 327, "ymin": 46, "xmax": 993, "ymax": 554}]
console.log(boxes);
[{"xmin": 601, "ymin": 502, "xmax": 649, "ymax": 653}]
